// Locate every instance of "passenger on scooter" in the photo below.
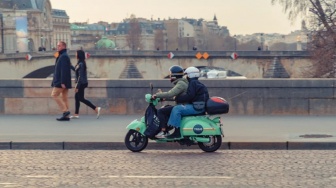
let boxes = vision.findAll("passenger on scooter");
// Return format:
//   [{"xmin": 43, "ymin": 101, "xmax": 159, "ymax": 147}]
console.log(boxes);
[
  {"xmin": 167, "ymin": 66, "xmax": 209, "ymax": 138},
  {"xmin": 151, "ymin": 65, "xmax": 189, "ymax": 138}
]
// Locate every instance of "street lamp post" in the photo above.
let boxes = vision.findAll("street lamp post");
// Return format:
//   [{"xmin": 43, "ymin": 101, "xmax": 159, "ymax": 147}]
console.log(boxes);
[
  {"xmin": 165, "ymin": 39, "xmax": 168, "ymax": 50},
  {"xmin": 41, "ymin": 36, "xmax": 44, "ymax": 48},
  {"xmin": 234, "ymin": 35, "xmax": 237, "ymax": 51},
  {"xmin": 13, "ymin": 4, "xmax": 18, "ymax": 53},
  {"xmin": 187, "ymin": 33, "xmax": 189, "ymax": 51},
  {"xmin": 0, "ymin": 13, "xmax": 4, "ymax": 53},
  {"xmin": 260, "ymin": 33, "xmax": 263, "ymax": 51},
  {"xmin": 306, "ymin": 34, "xmax": 309, "ymax": 51},
  {"xmin": 114, "ymin": 35, "xmax": 117, "ymax": 49}
]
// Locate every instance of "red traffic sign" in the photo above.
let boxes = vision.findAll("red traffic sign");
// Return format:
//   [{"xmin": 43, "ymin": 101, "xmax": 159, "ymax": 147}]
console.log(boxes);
[
  {"xmin": 167, "ymin": 52, "xmax": 174, "ymax": 59},
  {"xmin": 25, "ymin": 54, "xmax": 32, "ymax": 60},
  {"xmin": 85, "ymin": 52, "xmax": 90, "ymax": 59},
  {"xmin": 231, "ymin": 52, "xmax": 238, "ymax": 60}
]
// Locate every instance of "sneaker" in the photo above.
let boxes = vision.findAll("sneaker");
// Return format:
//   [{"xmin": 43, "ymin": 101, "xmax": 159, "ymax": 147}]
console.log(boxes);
[
  {"xmin": 63, "ymin": 111, "xmax": 70, "ymax": 118},
  {"xmin": 56, "ymin": 116, "xmax": 70, "ymax": 121},
  {"xmin": 167, "ymin": 127, "xmax": 181, "ymax": 139},
  {"xmin": 70, "ymin": 115, "xmax": 79, "ymax": 119},
  {"xmin": 96, "ymin": 107, "xmax": 101, "ymax": 119},
  {"xmin": 155, "ymin": 131, "xmax": 168, "ymax": 138}
]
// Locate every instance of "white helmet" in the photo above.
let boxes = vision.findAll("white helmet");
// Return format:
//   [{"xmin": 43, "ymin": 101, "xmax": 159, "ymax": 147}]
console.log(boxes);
[{"xmin": 184, "ymin": 67, "xmax": 200, "ymax": 78}]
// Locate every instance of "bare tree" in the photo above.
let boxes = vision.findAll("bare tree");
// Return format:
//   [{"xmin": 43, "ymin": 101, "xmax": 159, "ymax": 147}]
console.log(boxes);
[
  {"xmin": 126, "ymin": 15, "xmax": 142, "ymax": 50},
  {"xmin": 204, "ymin": 35, "xmax": 222, "ymax": 50},
  {"xmin": 272, "ymin": 0, "xmax": 336, "ymax": 77},
  {"xmin": 221, "ymin": 36, "xmax": 234, "ymax": 51},
  {"xmin": 269, "ymin": 42, "xmax": 297, "ymax": 51},
  {"xmin": 238, "ymin": 39, "xmax": 261, "ymax": 51}
]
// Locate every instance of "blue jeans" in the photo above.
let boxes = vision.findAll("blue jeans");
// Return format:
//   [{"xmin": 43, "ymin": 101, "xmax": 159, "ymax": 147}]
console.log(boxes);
[{"xmin": 167, "ymin": 104, "xmax": 205, "ymax": 128}]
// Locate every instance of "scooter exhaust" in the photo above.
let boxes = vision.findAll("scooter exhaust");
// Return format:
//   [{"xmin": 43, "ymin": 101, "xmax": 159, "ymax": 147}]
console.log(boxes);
[{"xmin": 192, "ymin": 137, "xmax": 211, "ymax": 143}]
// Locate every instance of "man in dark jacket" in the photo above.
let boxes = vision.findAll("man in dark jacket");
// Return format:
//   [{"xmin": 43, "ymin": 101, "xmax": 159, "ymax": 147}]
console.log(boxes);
[
  {"xmin": 167, "ymin": 66, "xmax": 209, "ymax": 138},
  {"xmin": 51, "ymin": 41, "xmax": 72, "ymax": 121},
  {"xmin": 151, "ymin": 65, "xmax": 188, "ymax": 138}
]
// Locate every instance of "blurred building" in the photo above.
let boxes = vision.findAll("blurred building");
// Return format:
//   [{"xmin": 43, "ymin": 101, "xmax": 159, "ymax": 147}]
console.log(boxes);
[
  {"xmin": 0, "ymin": 0, "xmax": 70, "ymax": 53},
  {"xmin": 70, "ymin": 15, "xmax": 230, "ymax": 51}
]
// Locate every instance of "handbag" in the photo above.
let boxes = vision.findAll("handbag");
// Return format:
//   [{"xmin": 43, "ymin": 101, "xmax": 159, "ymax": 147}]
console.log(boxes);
[{"xmin": 192, "ymin": 93, "xmax": 206, "ymax": 111}]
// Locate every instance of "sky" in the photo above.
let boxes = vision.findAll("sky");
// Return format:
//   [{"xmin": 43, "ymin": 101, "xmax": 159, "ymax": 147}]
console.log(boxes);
[{"xmin": 49, "ymin": 0, "xmax": 302, "ymax": 35}]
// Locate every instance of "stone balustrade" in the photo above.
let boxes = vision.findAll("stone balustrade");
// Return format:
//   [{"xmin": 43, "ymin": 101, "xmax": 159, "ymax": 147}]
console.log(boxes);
[{"xmin": 0, "ymin": 79, "xmax": 335, "ymax": 115}]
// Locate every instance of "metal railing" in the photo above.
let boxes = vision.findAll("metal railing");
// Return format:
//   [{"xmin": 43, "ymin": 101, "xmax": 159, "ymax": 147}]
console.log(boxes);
[
  {"xmin": 0, "ymin": 50, "xmax": 311, "ymax": 60},
  {"xmin": 84, "ymin": 50, "xmax": 310, "ymax": 58}
]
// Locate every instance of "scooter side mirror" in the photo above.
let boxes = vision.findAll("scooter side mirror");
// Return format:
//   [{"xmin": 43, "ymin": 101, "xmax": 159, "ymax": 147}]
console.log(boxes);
[{"xmin": 150, "ymin": 83, "xmax": 153, "ymax": 94}]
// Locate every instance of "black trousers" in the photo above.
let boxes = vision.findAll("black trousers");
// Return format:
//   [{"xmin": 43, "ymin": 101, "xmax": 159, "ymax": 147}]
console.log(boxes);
[
  {"xmin": 75, "ymin": 83, "xmax": 96, "ymax": 114},
  {"xmin": 157, "ymin": 105, "xmax": 174, "ymax": 129}
]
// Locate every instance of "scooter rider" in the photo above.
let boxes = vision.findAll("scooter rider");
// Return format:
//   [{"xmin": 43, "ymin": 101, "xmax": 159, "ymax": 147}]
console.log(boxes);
[
  {"xmin": 167, "ymin": 66, "xmax": 209, "ymax": 138},
  {"xmin": 151, "ymin": 65, "xmax": 189, "ymax": 138}
]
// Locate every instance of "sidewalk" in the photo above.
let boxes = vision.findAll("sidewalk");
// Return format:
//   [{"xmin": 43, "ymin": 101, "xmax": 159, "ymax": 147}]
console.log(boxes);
[{"xmin": 1, "ymin": 114, "xmax": 336, "ymax": 150}]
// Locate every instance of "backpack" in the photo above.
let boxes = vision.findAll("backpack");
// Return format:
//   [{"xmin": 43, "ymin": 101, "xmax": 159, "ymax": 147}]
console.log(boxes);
[{"xmin": 144, "ymin": 103, "xmax": 160, "ymax": 139}]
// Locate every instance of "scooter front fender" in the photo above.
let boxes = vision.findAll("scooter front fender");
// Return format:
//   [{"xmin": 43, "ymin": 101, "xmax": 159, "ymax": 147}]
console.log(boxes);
[{"xmin": 126, "ymin": 117, "xmax": 147, "ymax": 134}]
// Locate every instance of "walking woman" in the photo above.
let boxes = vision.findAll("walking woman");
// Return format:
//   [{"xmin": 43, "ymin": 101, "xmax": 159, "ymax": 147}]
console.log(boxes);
[{"xmin": 70, "ymin": 49, "xmax": 101, "ymax": 119}]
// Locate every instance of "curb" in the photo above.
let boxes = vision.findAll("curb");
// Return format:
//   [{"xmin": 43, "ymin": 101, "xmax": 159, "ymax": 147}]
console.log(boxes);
[{"xmin": 1, "ymin": 142, "xmax": 336, "ymax": 150}]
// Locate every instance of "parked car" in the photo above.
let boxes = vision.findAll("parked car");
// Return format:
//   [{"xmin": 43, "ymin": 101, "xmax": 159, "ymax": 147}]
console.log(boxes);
[{"xmin": 164, "ymin": 66, "xmax": 246, "ymax": 79}]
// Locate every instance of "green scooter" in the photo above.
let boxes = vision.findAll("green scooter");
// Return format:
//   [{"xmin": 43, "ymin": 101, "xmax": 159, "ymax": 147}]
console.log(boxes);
[{"xmin": 124, "ymin": 86, "xmax": 228, "ymax": 152}]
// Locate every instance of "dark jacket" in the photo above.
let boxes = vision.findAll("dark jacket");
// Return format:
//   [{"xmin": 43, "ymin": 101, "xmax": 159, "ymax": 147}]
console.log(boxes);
[
  {"xmin": 175, "ymin": 78, "xmax": 209, "ymax": 104},
  {"xmin": 52, "ymin": 49, "xmax": 72, "ymax": 88},
  {"xmin": 75, "ymin": 62, "xmax": 88, "ymax": 89}
]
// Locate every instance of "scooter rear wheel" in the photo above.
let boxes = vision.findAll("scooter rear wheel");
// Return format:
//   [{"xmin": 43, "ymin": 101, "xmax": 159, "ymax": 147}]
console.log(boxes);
[
  {"xmin": 198, "ymin": 135, "xmax": 222, "ymax": 152},
  {"xmin": 124, "ymin": 130, "xmax": 148, "ymax": 152}
]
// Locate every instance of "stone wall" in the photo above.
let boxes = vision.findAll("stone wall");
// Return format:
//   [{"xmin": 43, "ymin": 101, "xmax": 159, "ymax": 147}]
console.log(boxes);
[
  {"xmin": 0, "ymin": 79, "xmax": 335, "ymax": 115},
  {"xmin": 0, "ymin": 51, "xmax": 311, "ymax": 79}
]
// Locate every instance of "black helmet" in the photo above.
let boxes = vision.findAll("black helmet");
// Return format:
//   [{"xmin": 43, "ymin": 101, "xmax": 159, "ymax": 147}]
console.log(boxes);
[{"xmin": 169, "ymin": 65, "xmax": 184, "ymax": 83}]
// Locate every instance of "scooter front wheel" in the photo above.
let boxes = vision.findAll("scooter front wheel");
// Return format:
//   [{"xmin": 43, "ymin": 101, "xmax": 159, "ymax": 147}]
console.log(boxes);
[
  {"xmin": 124, "ymin": 130, "xmax": 148, "ymax": 152},
  {"xmin": 198, "ymin": 135, "xmax": 222, "ymax": 152}
]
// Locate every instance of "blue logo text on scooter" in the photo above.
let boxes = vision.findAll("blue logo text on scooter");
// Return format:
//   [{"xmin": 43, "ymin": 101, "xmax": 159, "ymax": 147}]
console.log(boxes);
[{"xmin": 193, "ymin": 124, "xmax": 203, "ymax": 134}]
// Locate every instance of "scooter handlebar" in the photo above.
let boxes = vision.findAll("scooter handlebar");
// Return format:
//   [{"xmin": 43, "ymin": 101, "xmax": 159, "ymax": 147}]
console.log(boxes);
[{"xmin": 145, "ymin": 94, "xmax": 160, "ymax": 105}]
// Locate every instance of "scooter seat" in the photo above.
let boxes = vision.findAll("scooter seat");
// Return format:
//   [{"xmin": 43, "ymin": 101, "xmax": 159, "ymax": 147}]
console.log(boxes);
[{"xmin": 183, "ymin": 112, "xmax": 206, "ymax": 117}]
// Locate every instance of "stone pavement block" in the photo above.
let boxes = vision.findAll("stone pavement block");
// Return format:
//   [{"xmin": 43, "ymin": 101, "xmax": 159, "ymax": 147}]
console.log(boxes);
[
  {"xmin": 85, "ymin": 87, "xmax": 107, "ymax": 98},
  {"xmin": 64, "ymin": 141, "xmax": 229, "ymax": 151},
  {"xmin": 0, "ymin": 80, "xmax": 22, "ymax": 87},
  {"xmin": 288, "ymin": 142, "xmax": 336, "ymax": 150},
  {"xmin": 0, "ymin": 142, "xmax": 10, "ymax": 149},
  {"xmin": 64, "ymin": 142, "xmax": 126, "ymax": 150},
  {"xmin": 146, "ymin": 142, "xmax": 229, "ymax": 150},
  {"xmin": 108, "ymin": 98, "xmax": 127, "ymax": 114},
  {"xmin": 11, "ymin": 142, "xmax": 63, "ymax": 150},
  {"xmin": 23, "ymin": 79, "xmax": 52, "ymax": 87},
  {"xmin": 229, "ymin": 142, "xmax": 287, "ymax": 150},
  {"xmin": 0, "ymin": 86, "xmax": 23, "ymax": 98},
  {"xmin": 147, "ymin": 142, "xmax": 199, "ymax": 150},
  {"xmin": 5, "ymin": 98, "xmax": 49, "ymax": 114},
  {"xmin": 24, "ymin": 87, "xmax": 51, "ymax": 98},
  {"xmin": 262, "ymin": 99, "xmax": 309, "ymax": 115},
  {"xmin": 85, "ymin": 79, "xmax": 107, "ymax": 88},
  {"xmin": 309, "ymin": 99, "xmax": 336, "ymax": 115}
]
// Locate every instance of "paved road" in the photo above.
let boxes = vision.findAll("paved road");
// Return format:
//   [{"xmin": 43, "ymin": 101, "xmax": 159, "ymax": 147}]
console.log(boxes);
[
  {"xmin": 0, "ymin": 150, "xmax": 336, "ymax": 187},
  {"xmin": 1, "ymin": 115, "xmax": 336, "ymax": 149},
  {"xmin": 1, "ymin": 114, "xmax": 336, "ymax": 142}
]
